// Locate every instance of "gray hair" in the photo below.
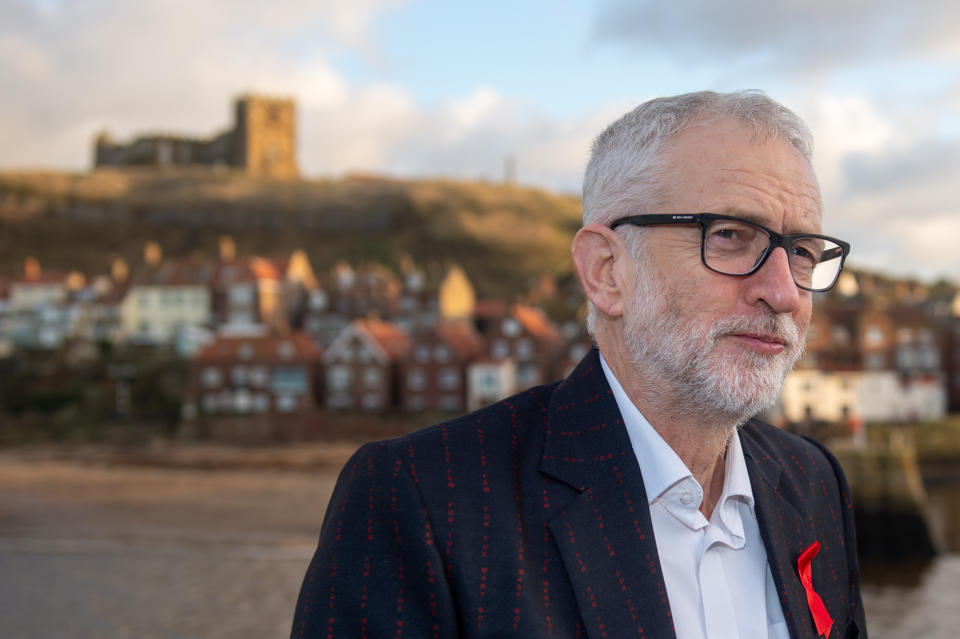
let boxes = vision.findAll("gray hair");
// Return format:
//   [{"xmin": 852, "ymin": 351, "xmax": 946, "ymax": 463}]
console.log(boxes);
[
  {"xmin": 582, "ymin": 90, "xmax": 813, "ymax": 227},
  {"xmin": 581, "ymin": 90, "xmax": 814, "ymax": 333}
]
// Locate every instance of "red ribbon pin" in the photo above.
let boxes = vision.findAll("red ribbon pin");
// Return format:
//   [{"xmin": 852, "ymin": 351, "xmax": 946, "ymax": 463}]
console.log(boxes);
[{"xmin": 797, "ymin": 541, "xmax": 833, "ymax": 638}]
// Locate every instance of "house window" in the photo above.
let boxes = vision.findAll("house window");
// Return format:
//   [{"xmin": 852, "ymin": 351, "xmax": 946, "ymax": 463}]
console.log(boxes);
[
  {"xmin": 491, "ymin": 339, "xmax": 510, "ymax": 360},
  {"xmin": 231, "ymin": 365, "xmax": 247, "ymax": 386},
  {"xmin": 434, "ymin": 345, "xmax": 451, "ymax": 362},
  {"xmin": 234, "ymin": 389, "xmax": 253, "ymax": 413},
  {"xmin": 479, "ymin": 369, "xmax": 500, "ymax": 393},
  {"xmin": 363, "ymin": 367, "xmax": 381, "ymax": 388},
  {"xmin": 864, "ymin": 326, "xmax": 884, "ymax": 347},
  {"xmin": 515, "ymin": 338, "xmax": 533, "ymax": 360},
  {"xmin": 229, "ymin": 286, "xmax": 254, "ymax": 305},
  {"xmin": 276, "ymin": 394, "xmax": 297, "ymax": 413},
  {"xmin": 516, "ymin": 363, "xmax": 538, "ymax": 387},
  {"xmin": 238, "ymin": 343, "xmax": 254, "ymax": 360},
  {"xmin": 362, "ymin": 393, "xmax": 381, "ymax": 410},
  {"xmin": 253, "ymin": 394, "xmax": 269, "ymax": 413},
  {"xmin": 309, "ymin": 290, "xmax": 328, "ymax": 311},
  {"xmin": 439, "ymin": 395, "xmax": 460, "ymax": 411},
  {"xmin": 438, "ymin": 368, "xmax": 459, "ymax": 390},
  {"xmin": 569, "ymin": 342, "xmax": 590, "ymax": 362},
  {"xmin": 415, "ymin": 344, "xmax": 431, "ymax": 363},
  {"xmin": 408, "ymin": 395, "xmax": 425, "ymax": 412},
  {"xmin": 832, "ymin": 326, "xmax": 850, "ymax": 345},
  {"xmin": 502, "ymin": 318, "xmax": 521, "ymax": 337},
  {"xmin": 408, "ymin": 368, "xmax": 427, "ymax": 391},
  {"xmin": 273, "ymin": 366, "xmax": 308, "ymax": 394},
  {"xmin": 202, "ymin": 366, "xmax": 222, "ymax": 388},
  {"xmin": 329, "ymin": 366, "xmax": 351, "ymax": 391},
  {"xmin": 248, "ymin": 366, "xmax": 268, "ymax": 387}
]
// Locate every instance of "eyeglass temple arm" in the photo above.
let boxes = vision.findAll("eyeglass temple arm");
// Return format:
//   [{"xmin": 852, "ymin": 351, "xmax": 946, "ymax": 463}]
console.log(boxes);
[{"xmin": 819, "ymin": 246, "xmax": 845, "ymax": 264}]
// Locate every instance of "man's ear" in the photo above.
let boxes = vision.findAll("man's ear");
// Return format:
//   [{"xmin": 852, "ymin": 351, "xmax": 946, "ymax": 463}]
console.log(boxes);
[{"xmin": 572, "ymin": 222, "xmax": 629, "ymax": 320}]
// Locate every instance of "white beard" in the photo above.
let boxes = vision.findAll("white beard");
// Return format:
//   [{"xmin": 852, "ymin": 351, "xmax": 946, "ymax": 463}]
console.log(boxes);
[{"xmin": 623, "ymin": 259, "xmax": 804, "ymax": 425}]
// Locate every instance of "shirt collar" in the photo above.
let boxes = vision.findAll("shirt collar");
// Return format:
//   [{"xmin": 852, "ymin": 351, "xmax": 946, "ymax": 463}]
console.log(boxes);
[
  {"xmin": 599, "ymin": 352, "xmax": 755, "ymax": 514},
  {"xmin": 600, "ymin": 353, "xmax": 692, "ymax": 504}
]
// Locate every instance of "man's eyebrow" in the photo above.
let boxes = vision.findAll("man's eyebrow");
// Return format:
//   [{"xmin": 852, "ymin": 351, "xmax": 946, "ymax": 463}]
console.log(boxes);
[
  {"xmin": 714, "ymin": 208, "xmax": 820, "ymax": 235},
  {"xmin": 714, "ymin": 208, "xmax": 769, "ymax": 226}
]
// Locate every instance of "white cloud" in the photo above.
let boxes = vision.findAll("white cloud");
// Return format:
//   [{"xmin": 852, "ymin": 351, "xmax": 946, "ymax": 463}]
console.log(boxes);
[
  {"xmin": 0, "ymin": 0, "xmax": 402, "ymax": 169},
  {"xmin": 805, "ymin": 94, "xmax": 897, "ymax": 198},
  {"xmin": 592, "ymin": 0, "xmax": 960, "ymax": 76}
]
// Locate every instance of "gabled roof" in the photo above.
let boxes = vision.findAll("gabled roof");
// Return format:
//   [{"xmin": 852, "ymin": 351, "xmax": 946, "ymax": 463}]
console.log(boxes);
[
  {"xmin": 358, "ymin": 319, "xmax": 412, "ymax": 360},
  {"xmin": 248, "ymin": 257, "xmax": 283, "ymax": 281},
  {"xmin": 324, "ymin": 318, "xmax": 411, "ymax": 365},
  {"xmin": 433, "ymin": 321, "xmax": 484, "ymax": 360},
  {"xmin": 513, "ymin": 304, "xmax": 563, "ymax": 344}
]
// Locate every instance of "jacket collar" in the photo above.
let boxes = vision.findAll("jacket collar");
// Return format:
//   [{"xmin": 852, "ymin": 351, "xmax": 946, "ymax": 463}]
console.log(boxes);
[
  {"xmin": 540, "ymin": 349, "xmax": 819, "ymax": 639},
  {"xmin": 540, "ymin": 348, "xmax": 678, "ymax": 638}
]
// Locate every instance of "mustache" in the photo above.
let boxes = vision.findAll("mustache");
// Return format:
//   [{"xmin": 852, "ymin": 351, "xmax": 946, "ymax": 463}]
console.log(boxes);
[{"xmin": 709, "ymin": 313, "xmax": 801, "ymax": 349}]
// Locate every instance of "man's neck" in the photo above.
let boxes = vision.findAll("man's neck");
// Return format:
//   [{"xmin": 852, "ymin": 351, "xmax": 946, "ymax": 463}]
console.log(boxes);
[{"xmin": 600, "ymin": 339, "xmax": 740, "ymax": 518}]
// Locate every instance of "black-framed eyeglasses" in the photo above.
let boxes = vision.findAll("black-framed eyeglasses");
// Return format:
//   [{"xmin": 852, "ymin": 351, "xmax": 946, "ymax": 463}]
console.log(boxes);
[{"xmin": 609, "ymin": 213, "xmax": 850, "ymax": 293}]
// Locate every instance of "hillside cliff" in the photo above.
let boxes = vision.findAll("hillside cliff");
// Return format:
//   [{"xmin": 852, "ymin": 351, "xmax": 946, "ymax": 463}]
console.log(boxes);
[{"xmin": 0, "ymin": 169, "xmax": 583, "ymax": 299}]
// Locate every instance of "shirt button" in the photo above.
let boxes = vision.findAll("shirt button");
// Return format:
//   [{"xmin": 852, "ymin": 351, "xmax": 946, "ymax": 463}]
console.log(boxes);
[{"xmin": 680, "ymin": 492, "xmax": 694, "ymax": 506}]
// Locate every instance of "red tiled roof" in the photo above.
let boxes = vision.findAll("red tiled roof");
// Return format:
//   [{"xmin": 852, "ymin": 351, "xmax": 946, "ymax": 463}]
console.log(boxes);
[
  {"xmin": 474, "ymin": 298, "xmax": 508, "ymax": 318},
  {"xmin": 434, "ymin": 321, "xmax": 484, "ymax": 359},
  {"xmin": 248, "ymin": 257, "xmax": 282, "ymax": 281},
  {"xmin": 513, "ymin": 304, "xmax": 563, "ymax": 344},
  {"xmin": 355, "ymin": 319, "xmax": 411, "ymax": 360}
]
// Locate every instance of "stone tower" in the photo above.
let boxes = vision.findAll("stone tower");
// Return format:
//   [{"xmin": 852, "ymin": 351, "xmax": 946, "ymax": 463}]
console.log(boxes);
[{"xmin": 233, "ymin": 95, "xmax": 298, "ymax": 179}]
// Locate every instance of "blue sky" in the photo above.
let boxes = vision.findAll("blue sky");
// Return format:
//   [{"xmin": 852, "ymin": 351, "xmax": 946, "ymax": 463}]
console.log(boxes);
[{"xmin": 2, "ymin": 0, "xmax": 959, "ymax": 283}]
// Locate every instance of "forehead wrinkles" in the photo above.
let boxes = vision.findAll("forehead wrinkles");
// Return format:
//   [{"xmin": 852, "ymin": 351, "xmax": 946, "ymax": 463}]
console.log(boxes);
[{"xmin": 714, "ymin": 165, "xmax": 821, "ymax": 225}]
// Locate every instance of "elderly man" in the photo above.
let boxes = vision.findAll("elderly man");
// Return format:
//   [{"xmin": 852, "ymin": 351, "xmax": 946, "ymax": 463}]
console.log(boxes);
[{"xmin": 292, "ymin": 91, "xmax": 866, "ymax": 639}]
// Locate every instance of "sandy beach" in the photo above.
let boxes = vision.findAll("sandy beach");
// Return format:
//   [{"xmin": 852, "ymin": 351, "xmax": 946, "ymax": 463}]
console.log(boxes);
[{"xmin": 0, "ymin": 443, "xmax": 356, "ymax": 639}]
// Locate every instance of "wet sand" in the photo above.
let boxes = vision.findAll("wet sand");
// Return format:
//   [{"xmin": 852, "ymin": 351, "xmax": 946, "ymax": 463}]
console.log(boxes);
[{"xmin": 0, "ymin": 444, "xmax": 356, "ymax": 639}]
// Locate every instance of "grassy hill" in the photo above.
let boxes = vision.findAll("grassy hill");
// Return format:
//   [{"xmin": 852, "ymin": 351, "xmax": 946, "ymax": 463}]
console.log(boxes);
[{"xmin": 0, "ymin": 168, "xmax": 583, "ymax": 300}]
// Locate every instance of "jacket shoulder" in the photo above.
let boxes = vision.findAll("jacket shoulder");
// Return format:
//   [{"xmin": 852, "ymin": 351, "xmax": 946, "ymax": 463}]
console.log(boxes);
[{"xmin": 375, "ymin": 380, "xmax": 563, "ymax": 454}]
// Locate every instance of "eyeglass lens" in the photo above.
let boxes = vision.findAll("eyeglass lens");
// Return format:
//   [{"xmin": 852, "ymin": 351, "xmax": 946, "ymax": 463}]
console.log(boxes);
[{"xmin": 704, "ymin": 219, "xmax": 844, "ymax": 291}]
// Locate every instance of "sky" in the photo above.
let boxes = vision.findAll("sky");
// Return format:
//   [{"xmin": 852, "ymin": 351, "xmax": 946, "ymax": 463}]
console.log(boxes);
[{"xmin": 2, "ymin": 0, "xmax": 959, "ymax": 283}]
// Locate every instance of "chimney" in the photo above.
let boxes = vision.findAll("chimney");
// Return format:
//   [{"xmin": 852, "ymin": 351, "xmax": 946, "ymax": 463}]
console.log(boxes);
[{"xmin": 24, "ymin": 257, "xmax": 41, "ymax": 281}]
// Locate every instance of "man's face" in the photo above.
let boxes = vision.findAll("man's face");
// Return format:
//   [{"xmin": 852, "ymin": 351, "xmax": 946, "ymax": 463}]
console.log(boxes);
[{"xmin": 621, "ymin": 118, "xmax": 821, "ymax": 421}]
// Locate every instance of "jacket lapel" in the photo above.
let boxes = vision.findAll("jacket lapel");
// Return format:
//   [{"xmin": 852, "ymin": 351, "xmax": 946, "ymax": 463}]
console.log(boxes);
[
  {"xmin": 540, "ymin": 350, "xmax": 677, "ymax": 639},
  {"xmin": 741, "ymin": 425, "xmax": 818, "ymax": 639}
]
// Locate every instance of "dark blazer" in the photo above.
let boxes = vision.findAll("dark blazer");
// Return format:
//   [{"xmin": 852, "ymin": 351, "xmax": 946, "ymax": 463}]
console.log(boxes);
[{"xmin": 292, "ymin": 349, "xmax": 867, "ymax": 638}]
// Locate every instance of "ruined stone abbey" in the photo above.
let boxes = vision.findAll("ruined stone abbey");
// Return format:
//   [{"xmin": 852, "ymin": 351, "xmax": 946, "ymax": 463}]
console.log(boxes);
[{"xmin": 94, "ymin": 95, "xmax": 298, "ymax": 178}]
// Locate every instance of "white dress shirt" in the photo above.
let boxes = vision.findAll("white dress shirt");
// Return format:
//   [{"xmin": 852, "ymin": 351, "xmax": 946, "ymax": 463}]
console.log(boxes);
[{"xmin": 600, "ymin": 355, "xmax": 789, "ymax": 639}]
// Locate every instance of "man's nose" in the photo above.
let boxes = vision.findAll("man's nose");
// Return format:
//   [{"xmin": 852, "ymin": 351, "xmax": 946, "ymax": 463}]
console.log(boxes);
[{"xmin": 744, "ymin": 247, "xmax": 801, "ymax": 313}]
